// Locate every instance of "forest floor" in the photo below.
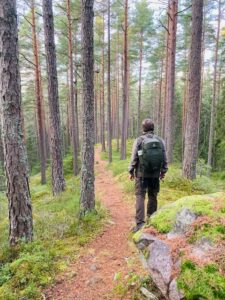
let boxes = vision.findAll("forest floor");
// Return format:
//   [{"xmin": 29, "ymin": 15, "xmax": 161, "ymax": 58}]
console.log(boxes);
[{"xmin": 45, "ymin": 148, "xmax": 149, "ymax": 300}]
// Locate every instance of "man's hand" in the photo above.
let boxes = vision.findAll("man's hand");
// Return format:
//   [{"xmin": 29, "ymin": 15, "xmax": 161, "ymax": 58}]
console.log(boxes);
[
  {"xmin": 160, "ymin": 172, "xmax": 165, "ymax": 180},
  {"xmin": 129, "ymin": 173, "xmax": 134, "ymax": 181}
]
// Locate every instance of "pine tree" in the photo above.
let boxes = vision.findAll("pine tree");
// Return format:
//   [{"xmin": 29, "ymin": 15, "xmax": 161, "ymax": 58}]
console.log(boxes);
[
  {"xmin": 183, "ymin": 0, "xmax": 203, "ymax": 179},
  {"xmin": 120, "ymin": 0, "xmax": 129, "ymax": 160},
  {"xmin": 207, "ymin": 0, "xmax": 221, "ymax": 173},
  {"xmin": 0, "ymin": 0, "xmax": 33, "ymax": 245},
  {"xmin": 164, "ymin": 0, "xmax": 178, "ymax": 163},
  {"xmin": 80, "ymin": 0, "xmax": 95, "ymax": 213},
  {"xmin": 31, "ymin": 0, "xmax": 47, "ymax": 185},
  {"xmin": 42, "ymin": 0, "xmax": 66, "ymax": 195},
  {"xmin": 66, "ymin": 0, "xmax": 79, "ymax": 175},
  {"xmin": 107, "ymin": 0, "xmax": 113, "ymax": 163}
]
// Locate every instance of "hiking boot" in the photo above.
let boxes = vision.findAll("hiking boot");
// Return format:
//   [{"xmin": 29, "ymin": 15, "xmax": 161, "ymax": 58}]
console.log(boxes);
[{"xmin": 132, "ymin": 222, "xmax": 145, "ymax": 233}]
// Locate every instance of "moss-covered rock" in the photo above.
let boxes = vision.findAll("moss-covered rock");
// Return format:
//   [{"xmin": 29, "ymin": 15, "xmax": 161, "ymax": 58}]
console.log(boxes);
[
  {"xmin": 148, "ymin": 192, "xmax": 224, "ymax": 233},
  {"xmin": 134, "ymin": 193, "xmax": 225, "ymax": 300}
]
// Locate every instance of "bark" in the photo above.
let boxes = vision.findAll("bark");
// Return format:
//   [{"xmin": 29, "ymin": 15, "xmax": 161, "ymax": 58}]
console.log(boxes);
[
  {"xmin": 182, "ymin": 65, "xmax": 189, "ymax": 160},
  {"xmin": 31, "ymin": 0, "xmax": 46, "ymax": 184},
  {"xmin": 80, "ymin": 0, "xmax": 95, "ymax": 213},
  {"xmin": 137, "ymin": 32, "xmax": 143, "ymax": 135},
  {"xmin": 74, "ymin": 37, "xmax": 80, "ymax": 153},
  {"xmin": 74, "ymin": 67, "xmax": 79, "ymax": 153},
  {"xmin": 116, "ymin": 36, "xmax": 120, "ymax": 152},
  {"xmin": 107, "ymin": 0, "xmax": 112, "ymax": 162},
  {"xmin": 164, "ymin": 0, "xmax": 178, "ymax": 163},
  {"xmin": 0, "ymin": 0, "xmax": 33, "ymax": 245},
  {"xmin": 94, "ymin": 72, "xmax": 98, "ymax": 143},
  {"xmin": 120, "ymin": 0, "xmax": 129, "ymax": 160},
  {"xmin": 42, "ymin": 0, "xmax": 65, "ymax": 195},
  {"xmin": 207, "ymin": 0, "xmax": 221, "ymax": 173},
  {"xmin": 183, "ymin": 0, "xmax": 203, "ymax": 180},
  {"xmin": 161, "ymin": 21, "xmax": 169, "ymax": 139},
  {"xmin": 101, "ymin": 13, "xmax": 106, "ymax": 152},
  {"xmin": 66, "ymin": 0, "xmax": 79, "ymax": 175},
  {"xmin": 157, "ymin": 56, "xmax": 164, "ymax": 135}
]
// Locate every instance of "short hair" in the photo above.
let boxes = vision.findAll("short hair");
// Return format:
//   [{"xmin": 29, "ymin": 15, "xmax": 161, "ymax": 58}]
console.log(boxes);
[{"xmin": 142, "ymin": 118, "xmax": 154, "ymax": 132}]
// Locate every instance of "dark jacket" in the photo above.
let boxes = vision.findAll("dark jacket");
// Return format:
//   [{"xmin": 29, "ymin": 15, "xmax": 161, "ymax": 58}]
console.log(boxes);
[{"xmin": 128, "ymin": 131, "xmax": 168, "ymax": 178}]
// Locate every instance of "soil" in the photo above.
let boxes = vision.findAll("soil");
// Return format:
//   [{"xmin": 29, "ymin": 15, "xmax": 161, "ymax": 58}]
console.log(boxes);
[{"xmin": 45, "ymin": 148, "xmax": 146, "ymax": 300}]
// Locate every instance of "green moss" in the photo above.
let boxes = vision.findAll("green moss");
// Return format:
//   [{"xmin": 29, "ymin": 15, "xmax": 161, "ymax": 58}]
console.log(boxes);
[
  {"xmin": 132, "ymin": 230, "xmax": 142, "ymax": 244},
  {"xmin": 187, "ymin": 218, "xmax": 225, "ymax": 244},
  {"xmin": 149, "ymin": 193, "xmax": 224, "ymax": 233},
  {"xmin": 177, "ymin": 261, "xmax": 225, "ymax": 300}
]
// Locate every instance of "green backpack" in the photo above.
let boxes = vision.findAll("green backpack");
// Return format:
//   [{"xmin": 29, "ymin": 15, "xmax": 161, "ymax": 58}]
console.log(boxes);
[{"xmin": 138, "ymin": 135, "xmax": 163, "ymax": 176}]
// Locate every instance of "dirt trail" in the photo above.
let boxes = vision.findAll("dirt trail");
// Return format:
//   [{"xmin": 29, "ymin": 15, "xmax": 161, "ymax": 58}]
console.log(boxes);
[{"xmin": 46, "ymin": 148, "xmax": 144, "ymax": 300}]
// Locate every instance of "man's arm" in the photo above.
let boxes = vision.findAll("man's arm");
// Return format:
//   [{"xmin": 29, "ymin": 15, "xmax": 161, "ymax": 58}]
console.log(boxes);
[
  {"xmin": 128, "ymin": 138, "xmax": 140, "ymax": 176},
  {"xmin": 160, "ymin": 138, "xmax": 168, "ymax": 174}
]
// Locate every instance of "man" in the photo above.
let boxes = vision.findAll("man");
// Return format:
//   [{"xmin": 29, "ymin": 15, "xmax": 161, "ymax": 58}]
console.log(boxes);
[{"xmin": 129, "ymin": 118, "xmax": 168, "ymax": 232}]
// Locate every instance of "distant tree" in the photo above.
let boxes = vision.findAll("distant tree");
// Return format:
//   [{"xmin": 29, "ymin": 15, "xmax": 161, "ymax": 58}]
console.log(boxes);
[
  {"xmin": 80, "ymin": 0, "xmax": 95, "ymax": 213},
  {"xmin": 101, "ymin": 13, "xmax": 106, "ymax": 152},
  {"xmin": 207, "ymin": 0, "xmax": 222, "ymax": 173},
  {"xmin": 121, "ymin": 0, "xmax": 129, "ymax": 160},
  {"xmin": 131, "ymin": 0, "xmax": 154, "ymax": 134},
  {"xmin": 107, "ymin": 0, "xmax": 113, "ymax": 162},
  {"xmin": 183, "ymin": 0, "xmax": 203, "ymax": 179},
  {"xmin": 31, "ymin": 0, "xmax": 47, "ymax": 184},
  {"xmin": 42, "ymin": 0, "xmax": 66, "ymax": 195},
  {"xmin": 164, "ymin": 0, "xmax": 178, "ymax": 163},
  {"xmin": 0, "ymin": 0, "xmax": 33, "ymax": 245},
  {"xmin": 66, "ymin": 0, "xmax": 79, "ymax": 175}
]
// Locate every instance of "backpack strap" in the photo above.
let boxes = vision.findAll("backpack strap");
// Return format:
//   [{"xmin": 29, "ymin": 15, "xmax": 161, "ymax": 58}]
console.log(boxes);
[{"xmin": 139, "ymin": 133, "xmax": 154, "ymax": 149}]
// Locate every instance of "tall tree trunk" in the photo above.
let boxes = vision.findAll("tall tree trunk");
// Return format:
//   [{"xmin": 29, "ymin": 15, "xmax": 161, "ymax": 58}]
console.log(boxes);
[
  {"xmin": 120, "ymin": 0, "xmax": 129, "ymax": 160},
  {"xmin": 94, "ymin": 72, "xmax": 99, "ymax": 143},
  {"xmin": 0, "ymin": 0, "xmax": 33, "ymax": 245},
  {"xmin": 116, "ymin": 34, "xmax": 120, "ymax": 152},
  {"xmin": 101, "ymin": 13, "xmax": 106, "ymax": 152},
  {"xmin": 183, "ymin": 0, "xmax": 203, "ymax": 180},
  {"xmin": 107, "ymin": 0, "xmax": 112, "ymax": 162},
  {"xmin": 80, "ymin": 0, "xmax": 95, "ymax": 213},
  {"xmin": 74, "ymin": 39, "xmax": 80, "ymax": 153},
  {"xmin": 182, "ymin": 65, "xmax": 189, "ymax": 160},
  {"xmin": 31, "ymin": 0, "xmax": 46, "ymax": 185},
  {"xmin": 158, "ymin": 56, "xmax": 164, "ymax": 135},
  {"xmin": 67, "ymin": 0, "xmax": 79, "ymax": 175},
  {"xmin": 137, "ymin": 31, "xmax": 143, "ymax": 135},
  {"xmin": 164, "ymin": 0, "xmax": 178, "ymax": 163},
  {"xmin": 42, "ymin": 0, "xmax": 65, "ymax": 195},
  {"xmin": 161, "ymin": 22, "xmax": 169, "ymax": 139},
  {"xmin": 207, "ymin": 0, "xmax": 221, "ymax": 173}
]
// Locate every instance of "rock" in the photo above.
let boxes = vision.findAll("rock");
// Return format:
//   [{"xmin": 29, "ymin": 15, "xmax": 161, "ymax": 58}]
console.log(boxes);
[
  {"xmin": 147, "ymin": 240, "xmax": 173, "ymax": 297},
  {"xmin": 135, "ymin": 232, "xmax": 157, "ymax": 250},
  {"xmin": 90, "ymin": 264, "xmax": 98, "ymax": 271},
  {"xmin": 86, "ymin": 276, "xmax": 103, "ymax": 286},
  {"xmin": 139, "ymin": 251, "xmax": 149, "ymax": 269},
  {"xmin": 195, "ymin": 237, "xmax": 213, "ymax": 251},
  {"xmin": 169, "ymin": 279, "xmax": 184, "ymax": 300},
  {"xmin": 106, "ymin": 220, "xmax": 116, "ymax": 225},
  {"xmin": 140, "ymin": 287, "xmax": 159, "ymax": 300},
  {"xmin": 69, "ymin": 271, "xmax": 77, "ymax": 278},
  {"xmin": 168, "ymin": 208, "xmax": 197, "ymax": 239},
  {"xmin": 192, "ymin": 237, "xmax": 213, "ymax": 260}
]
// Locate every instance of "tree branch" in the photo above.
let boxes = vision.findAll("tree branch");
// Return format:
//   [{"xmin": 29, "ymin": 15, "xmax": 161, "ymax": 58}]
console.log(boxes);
[
  {"xmin": 20, "ymin": 53, "xmax": 36, "ymax": 68},
  {"xmin": 176, "ymin": 5, "xmax": 192, "ymax": 16},
  {"xmin": 159, "ymin": 19, "xmax": 169, "ymax": 34}
]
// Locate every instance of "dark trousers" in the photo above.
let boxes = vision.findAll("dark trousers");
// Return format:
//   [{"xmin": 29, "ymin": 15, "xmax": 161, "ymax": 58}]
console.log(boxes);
[{"xmin": 135, "ymin": 177, "xmax": 160, "ymax": 225}]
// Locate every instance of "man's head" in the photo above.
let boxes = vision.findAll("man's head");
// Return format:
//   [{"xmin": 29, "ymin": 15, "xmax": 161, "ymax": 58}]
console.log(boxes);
[{"xmin": 142, "ymin": 118, "xmax": 154, "ymax": 133}]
